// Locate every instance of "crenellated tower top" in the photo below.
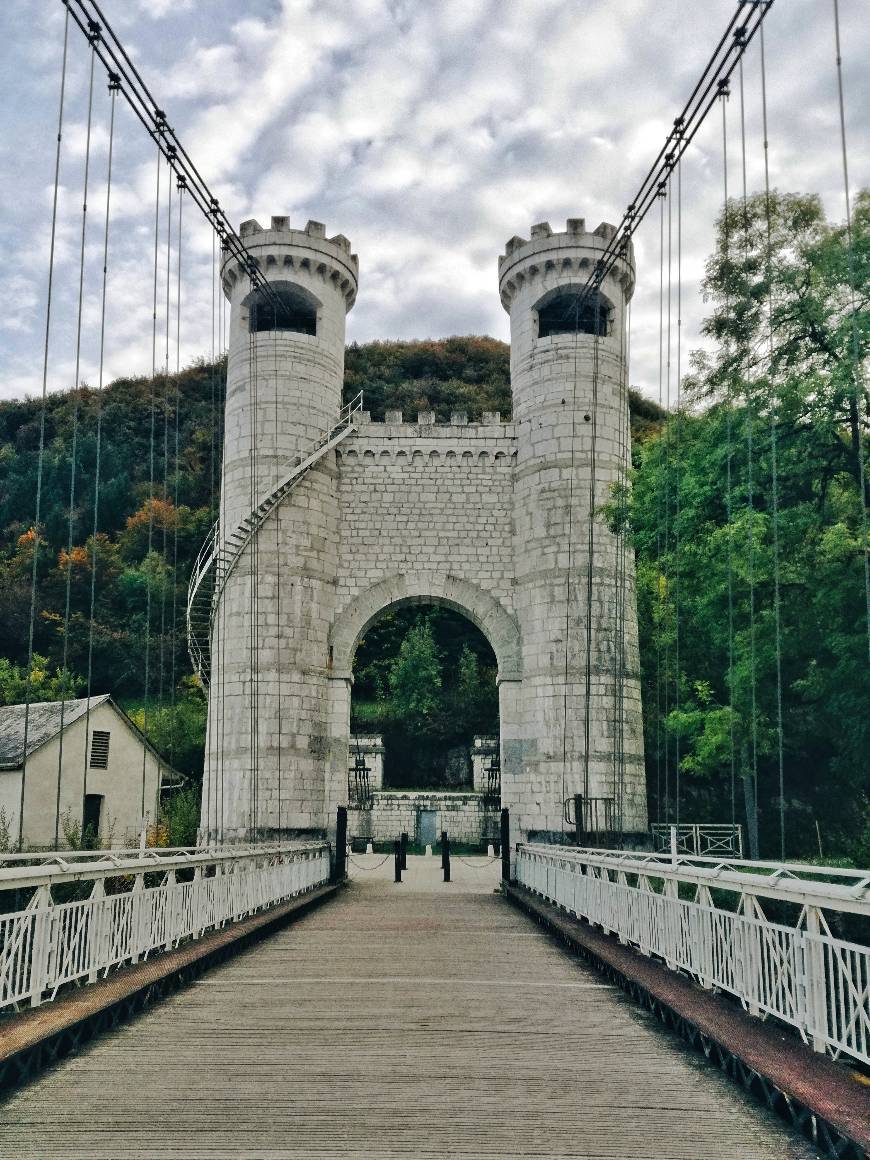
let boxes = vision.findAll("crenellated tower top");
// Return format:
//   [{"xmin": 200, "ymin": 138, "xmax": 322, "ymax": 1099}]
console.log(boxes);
[
  {"xmin": 498, "ymin": 217, "xmax": 635, "ymax": 313},
  {"xmin": 221, "ymin": 217, "xmax": 358, "ymax": 309}
]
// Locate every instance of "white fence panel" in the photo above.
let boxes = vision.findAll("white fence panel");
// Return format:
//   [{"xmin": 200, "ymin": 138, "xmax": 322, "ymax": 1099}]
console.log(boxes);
[
  {"xmin": 515, "ymin": 845, "xmax": 870, "ymax": 1068},
  {"xmin": 0, "ymin": 844, "xmax": 331, "ymax": 1013}
]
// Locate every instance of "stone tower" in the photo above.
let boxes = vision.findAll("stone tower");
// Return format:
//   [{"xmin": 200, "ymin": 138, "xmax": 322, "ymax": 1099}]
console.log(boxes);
[
  {"xmin": 198, "ymin": 214, "xmax": 646, "ymax": 847},
  {"xmin": 201, "ymin": 218, "xmax": 358, "ymax": 842},
  {"xmin": 499, "ymin": 219, "xmax": 646, "ymax": 838}
]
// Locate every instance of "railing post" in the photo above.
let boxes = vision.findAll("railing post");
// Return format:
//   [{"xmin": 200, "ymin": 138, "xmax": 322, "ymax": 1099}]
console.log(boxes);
[
  {"xmin": 695, "ymin": 885, "xmax": 715, "ymax": 988},
  {"xmin": 669, "ymin": 825, "xmax": 678, "ymax": 865},
  {"xmin": 803, "ymin": 906, "xmax": 829, "ymax": 1053},
  {"xmin": 88, "ymin": 878, "xmax": 107, "ymax": 984},
  {"xmin": 393, "ymin": 840, "xmax": 402, "ymax": 884},
  {"xmin": 739, "ymin": 893, "xmax": 762, "ymax": 1017},
  {"xmin": 130, "ymin": 874, "xmax": 145, "ymax": 961},
  {"xmin": 333, "ymin": 806, "xmax": 348, "ymax": 882},
  {"xmin": 27, "ymin": 884, "xmax": 53, "ymax": 1008},
  {"xmin": 500, "ymin": 808, "xmax": 510, "ymax": 883},
  {"xmin": 164, "ymin": 870, "xmax": 177, "ymax": 953}
]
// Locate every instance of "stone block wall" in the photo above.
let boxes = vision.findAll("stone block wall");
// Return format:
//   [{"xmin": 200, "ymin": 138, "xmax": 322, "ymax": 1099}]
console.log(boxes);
[
  {"xmin": 348, "ymin": 791, "xmax": 497, "ymax": 846},
  {"xmin": 203, "ymin": 214, "xmax": 648, "ymax": 848},
  {"xmin": 472, "ymin": 735, "xmax": 498, "ymax": 793},
  {"xmin": 334, "ymin": 414, "xmax": 517, "ymax": 617}
]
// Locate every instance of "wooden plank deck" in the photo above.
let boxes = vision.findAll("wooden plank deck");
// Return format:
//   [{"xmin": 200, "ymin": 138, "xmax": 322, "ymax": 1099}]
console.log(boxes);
[{"xmin": 0, "ymin": 856, "xmax": 822, "ymax": 1159}]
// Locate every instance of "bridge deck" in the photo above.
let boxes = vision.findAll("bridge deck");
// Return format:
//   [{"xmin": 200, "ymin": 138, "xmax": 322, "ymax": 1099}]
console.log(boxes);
[{"xmin": 0, "ymin": 856, "xmax": 820, "ymax": 1159}]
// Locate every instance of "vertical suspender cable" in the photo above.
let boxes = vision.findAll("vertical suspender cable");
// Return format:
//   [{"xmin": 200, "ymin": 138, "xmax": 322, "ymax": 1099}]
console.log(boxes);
[
  {"xmin": 274, "ymin": 295, "xmax": 283, "ymax": 837},
  {"xmin": 141, "ymin": 149, "xmax": 161, "ymax": 846},
  {"xmin": 20, "ymin": 9, "xmax": 70, "ymax": 850},
  {"xmin": 739, "ymin": 58, "xmax": 760, "ymax": 857},
  {"xmin": 759, "ymin": 22, "xmax": 786, "ymax": 858},
  {"xmin": 674, "ymin": 157, "xmax": 683, "ymax": 829},
  {"xmin": 832, "ymin": 0, "xmax": 870, "ymax": 660},
  {"xmin": 248, "ymin": 317, "xmax": 256, "ymax": 840},
  {"xmin": 655, "ymin": 190, "xmax": 665, "ymax": 823},
  {"xmin": 169, "ymin": 180, "xmax": 183, "ymax": 779},
  {"xmin": 83, "ymin": 72, "xmax": 118, "ymax": 838},
  {"xmin": 663, "ymin": 177, "xmax": 673, "ymax": 823},
  {"xmin": 561, "ymin": 304, "xmax": 580, "ymax": 827},
  {"xmin": 582, "ymin": 291, "xmax": 603, "ymax": 813},
  {"xmin": 721, "ymin": 84, "xmax": 737, "ymax": 827},
  {"xmin": 158, "ymin": 174, "xmax": 172, "ymax": 728},
  {"xmin": 218, "ymin": 248, "xmax": 228, "ymax": 842},
  {"xmin": 205, "ymin": 230, "xmax": 216, "ymax": 838},
  {"xmin": 616, "ymin": 289, "xmax": 632, "ymax": 834},
  {"xmin": 54, "ymin": 38, "xmax": 96, "ymax": 848}
]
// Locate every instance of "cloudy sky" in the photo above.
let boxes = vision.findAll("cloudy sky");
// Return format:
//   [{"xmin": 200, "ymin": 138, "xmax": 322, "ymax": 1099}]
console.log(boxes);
[{"xmin": 0, "ymin": 0, "xmax": 867, "ymax": 403}]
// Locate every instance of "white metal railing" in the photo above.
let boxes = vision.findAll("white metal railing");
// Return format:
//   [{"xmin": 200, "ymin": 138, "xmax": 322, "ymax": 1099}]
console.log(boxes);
[
  {"xmin": 187, "ymin": 391, "xmax": 364, "ymax": 685},
  {"xmin": 650, "ymin": 823, "xmax": 744, "ymax": 858},
  {"xmin": 515, "ymin": 844, "xmax": 870, "ymax": 1067},
  {"xmin": 0, "ymin": 843, "xmax": 330, "ymax": 1011}
]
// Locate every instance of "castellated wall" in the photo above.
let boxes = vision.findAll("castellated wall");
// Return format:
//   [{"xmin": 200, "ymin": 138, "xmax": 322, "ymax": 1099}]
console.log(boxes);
[
  {"xmin": 334, "ymin": 414, "xmax": 517, "ymax": 614},
  {"xmin": 201, "ymin": 214, "xmax": 649, "ymax": 849}
]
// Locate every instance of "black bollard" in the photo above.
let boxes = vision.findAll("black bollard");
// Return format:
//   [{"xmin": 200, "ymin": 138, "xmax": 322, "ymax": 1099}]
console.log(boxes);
[
  {"xmin": 500, "ymin": 807, "xmax": 510, "ymax": 883},
  {"xmin": 574, "ymin": 793, "xmax": 584, "ymax": 847},
  {"xmin": 442, "ymin": 831, "xmax": 451, "ymax": 883},
  {"xmin": 400, "ymin": 831, "xmax": 408, "ymax": 870},
  {"xmin": 394, "ymin": 839, "xmax": 402, "ymax": 883},
  {"xmin": 333, "ymin": 806, "xmax": 348, "ymax": 882}
]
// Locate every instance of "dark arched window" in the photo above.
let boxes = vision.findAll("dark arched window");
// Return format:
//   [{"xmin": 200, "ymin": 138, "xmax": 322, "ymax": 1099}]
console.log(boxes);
[
  {"xmin": 247, "ymin": 282, "xmax": 318, "ymax": 335},
  {"xmin": 536, "ymin": 288, "xmax": 612, "ymax": 338}
]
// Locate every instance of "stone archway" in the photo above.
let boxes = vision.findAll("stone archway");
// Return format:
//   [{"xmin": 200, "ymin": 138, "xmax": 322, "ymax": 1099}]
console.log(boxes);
[{"xmin": 324, "ymin": 573, "xmax": 523, "ymax": 843}]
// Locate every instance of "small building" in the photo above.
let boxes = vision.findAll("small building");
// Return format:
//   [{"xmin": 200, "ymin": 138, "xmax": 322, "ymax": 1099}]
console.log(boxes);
[{"xmin": 0, "ymin": 695, "xmax": 176, "ymax": 850}]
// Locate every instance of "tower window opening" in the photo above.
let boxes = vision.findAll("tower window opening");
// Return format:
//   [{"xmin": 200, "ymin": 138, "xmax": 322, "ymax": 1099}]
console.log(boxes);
[
  {"xmin": 248, "ymin": 283, "xmax": 318, "ymax": 335},
  {"xmin": 536, "ymin": 289, "xmax": 612, "ymax": 338}
]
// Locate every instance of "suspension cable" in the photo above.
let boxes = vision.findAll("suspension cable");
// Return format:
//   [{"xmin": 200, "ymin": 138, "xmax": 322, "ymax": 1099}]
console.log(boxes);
[
  {"xmin": 82, "ymin": 71, "xmax": 119, "ymax": 841},
  {"xmin": 141, "ymin": 147, "xmax": 161, "ymax": 846},
  {"xmin": 663, "ymin": 176, "xmax": 673, "ymax": 822},
  {"xmin": 274, "ymin": 290, "xmax": 284, "ymax": 837},
  {"xmin": 169, "ymin": 178, "xmax": 184, "ymax": 777},
  {"xmin": 561, "ymin": 305, "xmax": 581, "ymax": 823},
  {"xmin": 655, "ymin": 189, "xmax": 665, "ymax": 823},
  {"xmin": 53, "ymin": 36, "xmax": 96, "ymax": 848},
  {"xmin": 64, "ymin": 0, "xmax": 285, "ymax": 318},
  {"xmin": 19, "ymin": 8, "xmax": 70, "ymax": 850},
  {"xmin": 674, "ymin": 157, "xmax": 683, "ymax": 829},
  {"xmin": 547, "ymin": 2, "xmax": 774, "ymax": 333},
  {"xmin": 721, "ymin": 81, "xmax": 737, "ymax": 827},
  {"xmin": 581, "ymin": 290, "xmax": 603, "ymax": 809},
  {"xmin": 758, "ymin": 21, "xmax": 786, "ymax": 858},
  {"xmin": 158, "ymin": 162, "xmax": 173, "ymax": 740},
  {"xmin": 831, "ymin": 0, "xmax": 870, "ymax": 661},
  {"xmin": 739, "ymin": 57, "xmax": 760, "ymax": 858}
]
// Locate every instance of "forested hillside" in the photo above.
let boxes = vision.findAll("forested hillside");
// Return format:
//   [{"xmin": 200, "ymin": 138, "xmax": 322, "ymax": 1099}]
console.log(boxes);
[{"xmin": 1, "ymin": 183, "xmax": 867, "ymax": 865}]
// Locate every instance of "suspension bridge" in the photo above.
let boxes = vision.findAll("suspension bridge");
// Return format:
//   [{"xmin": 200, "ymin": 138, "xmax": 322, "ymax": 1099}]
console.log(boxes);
[{"xmin": 0, "ymin": 0, "xmax": 869, "ymax": 1156}]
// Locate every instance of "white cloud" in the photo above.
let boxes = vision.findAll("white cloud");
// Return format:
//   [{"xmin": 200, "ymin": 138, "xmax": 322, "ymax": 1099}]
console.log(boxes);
[{"xmin": 1, "ymin": 0, "xmax": 868, "ymax": 402}]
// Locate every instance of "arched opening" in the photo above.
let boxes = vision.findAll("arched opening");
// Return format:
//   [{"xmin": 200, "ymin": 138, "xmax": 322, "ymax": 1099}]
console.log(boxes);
[
  {"xmin": 536, "ymin": 287, "xmax": 612, "ymax": 338},
  {"xmin": 351, "ymin": 604, "xmax": 499, "ymax": 792},
  {"xmin": 246, "ymin": 281, "xmax": 318, "ymax": 335}
]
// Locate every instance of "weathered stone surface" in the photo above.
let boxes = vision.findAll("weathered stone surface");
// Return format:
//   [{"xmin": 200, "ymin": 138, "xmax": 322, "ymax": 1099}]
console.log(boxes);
[{"xmin": 201, "ymin": 217, "xmax": 647, "ymax": 845}]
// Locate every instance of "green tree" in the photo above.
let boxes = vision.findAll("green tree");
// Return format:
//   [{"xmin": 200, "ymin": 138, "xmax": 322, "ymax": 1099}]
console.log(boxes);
[
  {"xmin": 0, "ymin": 654, "xmax": 84, "ymax": 706},
  {"xmin": 631, "ymin": 189, "xmax": 869, "ymax": 859},
  {"xmin": 388, "ymin": 621, "xmax": 442, "ymax": 737}
]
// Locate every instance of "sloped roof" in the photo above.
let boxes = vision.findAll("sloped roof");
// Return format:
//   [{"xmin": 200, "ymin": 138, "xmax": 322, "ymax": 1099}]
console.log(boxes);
[{"xmin": 0, "ymin": 695, "xmax": 111, "ymax": 768}]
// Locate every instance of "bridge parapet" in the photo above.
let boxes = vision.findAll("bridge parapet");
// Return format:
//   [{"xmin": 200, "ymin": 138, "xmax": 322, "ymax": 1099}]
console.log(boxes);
[
  {"xmin": 515, "ymin": 843, "xmax": 870, "ymax": 1068},
  {"xmin": 0, "ymin": 843, "xmax": 330, "ymax": 1013}
]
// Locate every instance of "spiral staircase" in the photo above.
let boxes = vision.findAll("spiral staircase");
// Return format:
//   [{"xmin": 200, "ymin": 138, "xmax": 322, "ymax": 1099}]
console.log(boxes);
[{"xmin": 186, "ymin": 392, "xmax": 363, "ymax": 687}]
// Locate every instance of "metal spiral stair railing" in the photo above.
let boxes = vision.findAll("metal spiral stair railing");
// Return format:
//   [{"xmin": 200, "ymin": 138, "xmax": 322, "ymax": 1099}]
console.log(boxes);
[{"xmin": 186, "ymin": 392, "xmax": 363, "ymax": 686}]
